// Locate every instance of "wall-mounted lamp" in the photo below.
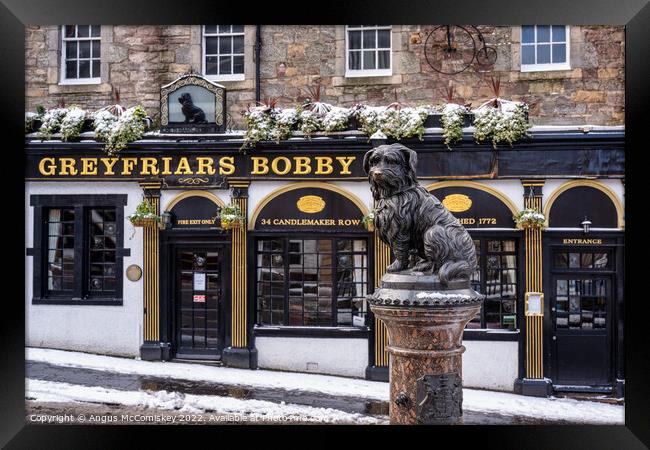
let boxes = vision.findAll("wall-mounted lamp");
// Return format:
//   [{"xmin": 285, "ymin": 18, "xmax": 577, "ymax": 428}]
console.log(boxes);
[
  {"xmin": 581, "ymin": 216, "xmax": 592, "ymax": 234},
  {"xmin": 160, "ymin": 211, "xmax": 172, "ymax": 230}
]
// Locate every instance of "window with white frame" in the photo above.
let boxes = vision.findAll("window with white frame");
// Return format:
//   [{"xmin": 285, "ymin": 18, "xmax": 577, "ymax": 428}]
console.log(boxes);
[
  {"xmin": 203, "ymin": 25, "xmax": 245, "ymax": 81},
  {"xmin": 346, "ymin": 25, "xmax": 392, "ymax": 77},
  {"xmin": 61, "ymin": 25, "xmax": 101, "ymax": 84},
  {"xmin": 521, "ymin": 25, "xmax": 570, "ymax": 72}
]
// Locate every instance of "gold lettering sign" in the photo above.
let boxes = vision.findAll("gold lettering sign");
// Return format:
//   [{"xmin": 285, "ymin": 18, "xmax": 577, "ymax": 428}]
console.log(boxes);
[
  {"xmin": 442, "ymin": 194, "xmax": 472, "ymax": 212},
  {"xmin": 35, "ymin": 155, "xmax": 358, "ymax": 178},
  {"xmin": 563, "ymin": 238, "xmax": 603, "ymax": 245},
  {"xmin": 296, "ymin": 195, "xmax": 326, "ymax": 213}
]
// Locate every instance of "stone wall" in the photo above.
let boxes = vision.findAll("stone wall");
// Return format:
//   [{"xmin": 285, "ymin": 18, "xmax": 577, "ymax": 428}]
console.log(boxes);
[{"xmin": 25, "ymin": 25, "xmax": 624, "ymax": 128}]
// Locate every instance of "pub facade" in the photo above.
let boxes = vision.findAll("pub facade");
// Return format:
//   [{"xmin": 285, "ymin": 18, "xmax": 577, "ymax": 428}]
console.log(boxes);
[{"xmin": 25, "ymin": 25, "xmax": 625, "ymax": 397}]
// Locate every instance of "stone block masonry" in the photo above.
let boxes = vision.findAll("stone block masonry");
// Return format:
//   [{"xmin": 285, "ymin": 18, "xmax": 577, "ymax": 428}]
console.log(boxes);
[{"xmin": 25, "ymin": 25, "xmax": 624, "ymax": 129}]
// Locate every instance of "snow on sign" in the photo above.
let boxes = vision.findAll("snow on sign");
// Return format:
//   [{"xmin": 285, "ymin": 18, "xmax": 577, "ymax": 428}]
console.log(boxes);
[
  {"xmin": 193, "ymin": 294, "xmax": 206, "ymax": 303},
  {"xmin": 193, "ymin": 273, "xmax": 206, "ymax": 291}
]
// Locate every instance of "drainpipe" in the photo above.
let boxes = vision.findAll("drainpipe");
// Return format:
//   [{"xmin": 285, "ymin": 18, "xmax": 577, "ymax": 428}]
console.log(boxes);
[{"xmin": 255, "ymin": 25, "xmax": 262, "ymax": 103}]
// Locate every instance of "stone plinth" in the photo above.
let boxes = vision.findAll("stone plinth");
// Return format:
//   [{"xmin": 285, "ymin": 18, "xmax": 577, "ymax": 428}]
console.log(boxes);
[{"xmin": 369, "ymin": 272, "xmax": 483, "ymax": 425}]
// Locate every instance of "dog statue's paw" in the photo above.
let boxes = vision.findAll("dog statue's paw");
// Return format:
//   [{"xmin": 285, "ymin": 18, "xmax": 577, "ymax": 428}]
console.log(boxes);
[
  {"xmin": 386, "ymin": 259, "xmax": 408, "ymax": 273},
  {"xmin": 411, "ymin": 260, "xmax": 433, "ymax": 272}
]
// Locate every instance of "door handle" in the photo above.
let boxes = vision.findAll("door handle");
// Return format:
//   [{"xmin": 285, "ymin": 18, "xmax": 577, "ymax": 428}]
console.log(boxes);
[{"xmin": 552, "ymin": 336, "xmax": 557, "ymax": 340}]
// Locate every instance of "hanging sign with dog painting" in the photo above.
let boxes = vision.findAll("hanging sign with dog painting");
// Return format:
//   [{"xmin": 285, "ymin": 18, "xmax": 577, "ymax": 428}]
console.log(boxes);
[{"xmin": 160, "ymin": 74, "xmax": 226, "ymax": 133}]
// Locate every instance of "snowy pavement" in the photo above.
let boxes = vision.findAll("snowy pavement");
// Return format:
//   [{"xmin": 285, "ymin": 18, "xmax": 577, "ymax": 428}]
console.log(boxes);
[{"xmin": 26, "ymin": 347, "xmax": 624, "ymax": 425}]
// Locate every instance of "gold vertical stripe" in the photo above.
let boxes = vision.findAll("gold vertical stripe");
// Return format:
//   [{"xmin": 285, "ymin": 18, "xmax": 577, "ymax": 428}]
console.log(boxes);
[
  {"xmin": 524, "ymin": 194, "xmax": 543, "ymax": 378},
  {"xmin": 143, "ymin": 197, "xmax": 160, "ymax": 341},
  {"xmin": 231, "ymin": 196, "xmax": 248, "ymax": 348},
  {"xmin": 373, "ymin": 230, "xmax": 390, "ymax": 367}
]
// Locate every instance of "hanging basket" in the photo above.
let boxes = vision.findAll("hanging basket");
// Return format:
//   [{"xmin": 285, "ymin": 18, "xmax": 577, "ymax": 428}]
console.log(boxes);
[
  {"xmin": 130, "ymin": 217, "xmax": 160, "ymax": 228},
  {"xmin": 363, "ymin": 221, "xmax": 375, "ymax": 232},
  {"xmin": 221, "ymin": 217, "xmax": 245, "ymax": 230},
  {"xmin": 516, "ymin": 220, "xmax": 544, "ymax": 230}
]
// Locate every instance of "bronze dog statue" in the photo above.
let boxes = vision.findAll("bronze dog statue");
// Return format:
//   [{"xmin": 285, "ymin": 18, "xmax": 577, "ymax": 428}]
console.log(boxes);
[
  {"xmin": 364, "ymin": 143, "xmax": 477, "ymax": 285},
  {"xmin": 178, "ymin": 92, "xmax": 207, "ymax": 124}
]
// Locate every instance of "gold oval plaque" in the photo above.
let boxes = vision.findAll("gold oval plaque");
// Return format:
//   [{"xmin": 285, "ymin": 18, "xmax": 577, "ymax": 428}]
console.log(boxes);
[
  {"xmin": 296, "ymin": 195, "xmax": 326, "ymax": 214},
  {"xmin": 126, "ymin": 264, "xmax": 143, "ymax": 282},
  {"xmin": 442, "ymin": 194, "xmax": 472, "ymax": 212}
]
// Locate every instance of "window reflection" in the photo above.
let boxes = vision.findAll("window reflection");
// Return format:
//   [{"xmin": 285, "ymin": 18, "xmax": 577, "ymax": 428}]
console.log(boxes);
[{"xmin": 256, "ymin": 238, "xmax": 368, "ymax": 327}]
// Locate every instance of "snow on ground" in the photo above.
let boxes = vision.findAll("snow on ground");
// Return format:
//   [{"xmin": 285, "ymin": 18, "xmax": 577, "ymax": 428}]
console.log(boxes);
[
  {"xmin": 27, "ymin": 347, "xmax": 389, "ymax": 400},
  {"xmin": 27, "ymin": 347, "xmax": 624, "ymax": 424},
  {"xmin": 26, "ymin": 379, "xmax": 387, "ymax": 424}
]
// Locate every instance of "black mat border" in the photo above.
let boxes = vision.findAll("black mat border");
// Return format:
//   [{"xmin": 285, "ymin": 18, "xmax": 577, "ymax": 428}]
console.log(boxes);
[{"xmin": 1, "ymin": 0, "xmax": 648, "ymax": 447}]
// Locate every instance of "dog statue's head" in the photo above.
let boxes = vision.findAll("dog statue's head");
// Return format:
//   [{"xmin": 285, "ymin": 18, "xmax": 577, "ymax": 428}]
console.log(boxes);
[
  {"xmin": 178, "ymin": 92, "xmax": 193, "ymax": 106},
  {"xmin": 363, "ymin": 143, "xmax": 418, "ymax": 200}
]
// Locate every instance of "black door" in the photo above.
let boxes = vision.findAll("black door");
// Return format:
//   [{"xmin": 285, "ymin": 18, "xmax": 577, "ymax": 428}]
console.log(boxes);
[
  {"xmin": 174, "ymin": 247, "xmax": 224, "ymax": 359},
  {"xmin": 550, "ymin": 249, "xmax": 613, "ymax": 387}
]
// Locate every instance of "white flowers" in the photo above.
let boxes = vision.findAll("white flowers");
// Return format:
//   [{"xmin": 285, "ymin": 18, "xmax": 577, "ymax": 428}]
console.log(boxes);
[
  {"xmin": 441, "ymin": 103, "xmax": 468, "ymax": 148},
  {"xmin": 473, "ymin": 98, "xmax": 530, "ymax": 148},
  {"xmin": 357, "ymin": 105, "xmax": 429, "ymax": 140},
  {"xmin": 59, "ymin": 107, "xmax": 87, "ymax": 141},
  {"xmin": 97, "ymin": 105, "xmax": 148, "ymax": 155},
  {"xmin": 514, "ymin": 208, "xmax": 546, "ymax": 228},
  {"xmin": 38, "ymin": 107, "xmax": 70, "ymax": 139}
]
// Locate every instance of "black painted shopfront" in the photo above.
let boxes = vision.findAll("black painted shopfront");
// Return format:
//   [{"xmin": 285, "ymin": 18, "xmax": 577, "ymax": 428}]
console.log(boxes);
[{"xmin": 26, "ymin": 127, "xmax": 624, "ymax": 395}]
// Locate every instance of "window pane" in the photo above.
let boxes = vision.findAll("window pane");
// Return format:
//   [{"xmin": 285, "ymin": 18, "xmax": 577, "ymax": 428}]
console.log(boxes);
[
  {"xmin": 522, "ymin": 25, "xmax": 535, "ymax": 43},
  {"xmin": 205, "ymin": 36, "xmax": 218, "ymax": 55},
  {"xmin": 91, "ymin": 25, "xmax": 101, "ymax": 37},
  {"xmin": 92, "ymin": 40, "xmax": 101, "ymax": 58},
  {"xmin": 205, "ymin": 56, "xmax": 218, "ymax": 74},
  {"xmin": 233, "ymin": 55, "xmax": 244, "ymax": 74},
  {"xmin": 569, "ymin": 253, "xmax": 580, "ymax": 268},
  {"xmin": 378, "ymin": 50, "xmax": 390, "ymax": 69},
  {"xmin": 552, "ymin": 43, "xmax": 566, "ymax": 63},
  {"xmin": 349, "ymin": 30, "xmax": 361, "ymax": 49},
  {"xmin": 66, "ymin": 60, "xmax": 77, "ymax": 79},
  {"xmin": 79, "ymin": 41, "xmax": 91, "ymax": 58},
  {"xmin": 537, "ymin": 44, "xmax": 551, "ymax": 64},
  {"xmin": 362, "ymin": 30, "xmax": 376, "ymax": 49},
  {"xmin": 552, "ymin": 25, "xmax": 566, "ymax": 42},
  {"xmin": 219, "ymin": 37, "xmax": 232, "ymax": 54},
  {"xmin": 554, "ymin": 252, "xmax": 567, "ymax": 268},
  {"xmin": 92, "ymin": 60, "xmax": 100, "ymax": 78},
  {"xmin": 204, "ymin": 25, "xmax": 217, "ymax": 34},
  {"xmin": 65, "ymin": 41, "xmax": 77, "ymax": 59},
  {"xmin": 219, "ymin": 56, "xmax": 232, "ymax": 74},
  {"xmin": 233, "ymin": 35, "xmax": 244, "ymax": 54},
  {"xmin": 536, "ymin": 25, "xmax": 550, "ymax": 42},
  {"xmin": 522, "ymin": 45, "xmax": 536, "ymax": 65},
  {"xmin": 65, "ymin": 25, "xmax": 76, "ymax": 38},
  {"xmin": 232, "ymin": 25, "xmax": 244, "ymax": 33},
  {"xmin": 594, "ymin": 253, "xmax": 608, "ymax": 268},
  {"xmin": 349, "ymin": 51, "xmax": 360, "ymax": 70},
  {"xmin": 77, "ymin": 25, "xmax": 90, "ymax": 38},
  {"xmin": 218, "ymin": 25, "xmax": 232, "ymax": 33},
  {"xmin": 79, "ymin": 60, "xmax": 90, "ymax": 78},
  {"xmin": 363, "ymin": 51, "xmax": 375, "ymax": 70},
  {"xmin": 377, "ymin": 29, "xmax": 390, "ymax": 48}
]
